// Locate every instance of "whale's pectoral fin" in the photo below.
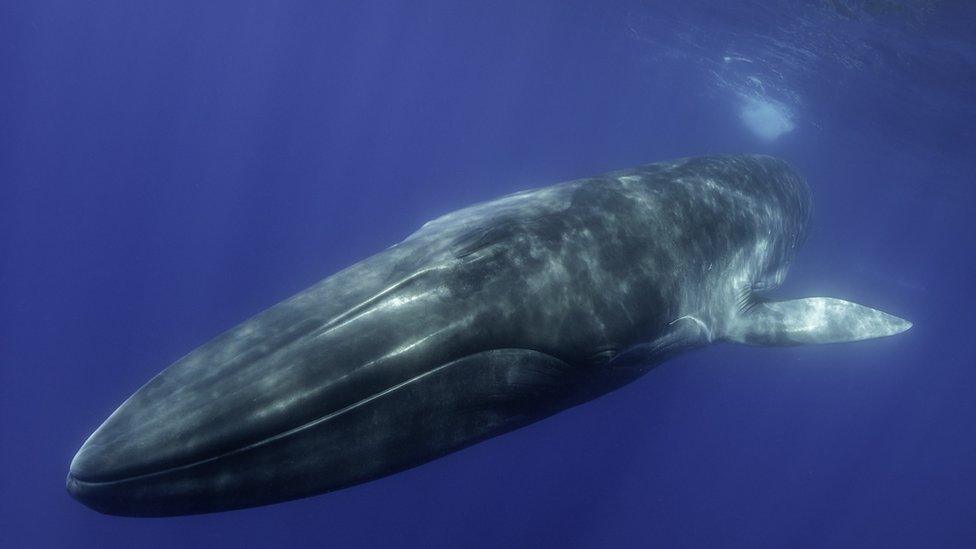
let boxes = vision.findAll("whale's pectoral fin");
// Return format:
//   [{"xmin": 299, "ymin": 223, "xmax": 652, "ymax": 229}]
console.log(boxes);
[{"xmin": 728, "ymin": 297, "xmax": 912, "ymax": 346}]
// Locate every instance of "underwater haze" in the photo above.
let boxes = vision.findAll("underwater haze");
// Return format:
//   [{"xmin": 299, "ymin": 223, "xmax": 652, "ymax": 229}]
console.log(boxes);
[{"xmin": 2, "ymin": 1, "xmax": 975, "ymax": 547}]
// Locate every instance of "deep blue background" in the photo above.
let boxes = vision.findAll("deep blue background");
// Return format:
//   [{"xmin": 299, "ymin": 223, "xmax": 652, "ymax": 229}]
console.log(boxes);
[{"xmin": 2, "ymin": 1, "xmax": 974, "ymax": 547}]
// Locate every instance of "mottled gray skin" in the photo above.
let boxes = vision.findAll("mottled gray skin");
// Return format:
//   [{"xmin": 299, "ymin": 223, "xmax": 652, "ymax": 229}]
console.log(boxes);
[{"xmin": 67, "ymin": 155, "xmax": 911, "ymax": 516}]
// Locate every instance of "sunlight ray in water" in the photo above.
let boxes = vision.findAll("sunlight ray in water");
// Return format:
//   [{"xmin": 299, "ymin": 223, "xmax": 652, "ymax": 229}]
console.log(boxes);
[{"xmin": 738, "ymin": 94, "xmax": 795, "ymax": 141}]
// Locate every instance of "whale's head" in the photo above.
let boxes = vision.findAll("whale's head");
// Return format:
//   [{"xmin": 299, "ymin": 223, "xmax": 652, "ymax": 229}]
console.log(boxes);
[
  {"xmin": 65, "ymin": 235, "xmax": 573, "ymax": 516},
  {"xmin": 66, "ymin": 249, "xmax": 472, "ymax": 516}
]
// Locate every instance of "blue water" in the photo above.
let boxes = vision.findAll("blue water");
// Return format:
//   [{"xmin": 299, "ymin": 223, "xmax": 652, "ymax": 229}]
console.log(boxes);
[{"xmin": 2, "ymin": 1, "xmax": 974, "ymax": 547}]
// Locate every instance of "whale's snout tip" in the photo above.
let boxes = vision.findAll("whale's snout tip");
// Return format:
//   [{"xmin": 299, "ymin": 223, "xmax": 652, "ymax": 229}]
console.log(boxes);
[
  {"xmin": 65, "ymin": 472, "xmax": 87, "ymax": 504},
  {"xmin": 66, "ymin": 447, "xmax": 110, "ymax": 514},
  {"xmin": 66, "ymin": 430, "xmax": 150, "ymax": 516},
  {"xmin": 65, "ymin": 471, "xmax": 101, "ymax": 514},
  {"xmin": 65, "ymin": 472, "xmax": 79, "ymax": 499}
]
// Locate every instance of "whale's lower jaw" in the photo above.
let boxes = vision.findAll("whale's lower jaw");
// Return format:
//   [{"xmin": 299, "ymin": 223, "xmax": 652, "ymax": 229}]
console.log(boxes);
[{"xmin": 66, "ymin": 349, "xmax": 624, "ymax": 517}]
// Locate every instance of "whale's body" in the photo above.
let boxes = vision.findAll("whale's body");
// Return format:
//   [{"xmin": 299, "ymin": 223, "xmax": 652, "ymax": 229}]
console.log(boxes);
[{"xmin": 67, "ymin": 155, "xmax": 910, "ymax": 516}]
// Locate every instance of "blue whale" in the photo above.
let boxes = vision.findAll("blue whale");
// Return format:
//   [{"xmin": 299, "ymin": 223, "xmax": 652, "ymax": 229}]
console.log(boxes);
[{"xmin": 67, "ymin": 155, "xmax": 911, "ymax": 516}]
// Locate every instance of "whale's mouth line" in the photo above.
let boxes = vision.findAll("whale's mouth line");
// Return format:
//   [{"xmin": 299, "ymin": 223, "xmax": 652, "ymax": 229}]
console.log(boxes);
[{"xmin": 69, "ymin": 347, "xmax": 529, "ymax": 487}]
